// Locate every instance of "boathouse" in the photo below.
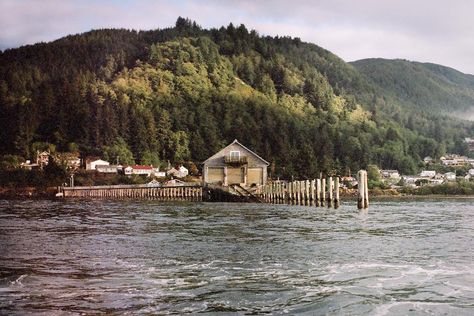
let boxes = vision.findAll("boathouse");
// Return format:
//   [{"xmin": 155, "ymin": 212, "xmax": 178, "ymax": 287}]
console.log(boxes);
[{"xmin": 202, "ymin": 139, "xmax": 269, "ymax": 187}]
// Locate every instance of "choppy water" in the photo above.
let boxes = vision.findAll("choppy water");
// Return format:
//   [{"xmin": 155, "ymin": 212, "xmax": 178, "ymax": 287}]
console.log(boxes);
[{"xmin": 0, "ymin": 198, "xmax": 473, "ymax": 315}]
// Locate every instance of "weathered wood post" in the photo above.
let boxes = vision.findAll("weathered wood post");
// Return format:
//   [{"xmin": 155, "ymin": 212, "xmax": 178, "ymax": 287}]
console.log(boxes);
[
  {"xmin": 321, "ymin": 178, "xmax": 326, "ymax": 207},
  {"xmin": 304, "ymin": 180, "xmax": 311, "ymax": 206},
  {"xmin": 316, "ymin": 179, "xmax": 321, "ymax": 207},
  {"xmin": 310, "ymin": 180, "xmax": 315, "ymax": 206},
  {"xmin": 328, "ymin": 177, "xmax": 334, "ymax": 208},
  {"xmin": 294, "ymin": 181, "xmax": 299, "ymax": 205},
  {"xmin": 357, "ymin": 170, "xmax": 369, "ymax": 209},
  {"xmin": 364, "ymin": 171, "xmax": 369, "ymax": 208},
  {"xmin": 334, "ymin": 177, "xmax": 340, "ymax": 209}
]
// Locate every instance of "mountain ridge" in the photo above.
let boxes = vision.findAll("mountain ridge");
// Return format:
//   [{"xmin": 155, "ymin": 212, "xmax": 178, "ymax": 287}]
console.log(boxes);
[{"xmin": 1, "ymin": 18, "xmax": 473, "ymax": 177}]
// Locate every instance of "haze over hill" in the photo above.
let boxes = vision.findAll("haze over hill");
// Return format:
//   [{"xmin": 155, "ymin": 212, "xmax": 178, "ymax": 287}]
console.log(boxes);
[
  {"xmin": 0, "ymin": 18, "xmax": 473, "ymax": 177},
  {"xmin": 352, "ymin": 58, "xmax": 474, "ymax": 120}
]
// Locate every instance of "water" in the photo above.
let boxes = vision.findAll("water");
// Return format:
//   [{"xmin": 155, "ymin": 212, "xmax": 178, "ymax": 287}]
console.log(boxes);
[{"xmin": 0, "ymin": 198, "xmax": 473, "ymax": 315}]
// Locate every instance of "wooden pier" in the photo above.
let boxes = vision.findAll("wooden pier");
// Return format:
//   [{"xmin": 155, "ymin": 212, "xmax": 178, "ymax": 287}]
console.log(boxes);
[
  {"xmin": 258, "ymin": 177, "xmax": 341, "ymax": 208},
  {"xmin": 61, "ymin": 184, "xmax": 203, "ymax": 201},
  {"xmin": 60, "ymin": 171, "xmax": 367, "ymax": 209}
]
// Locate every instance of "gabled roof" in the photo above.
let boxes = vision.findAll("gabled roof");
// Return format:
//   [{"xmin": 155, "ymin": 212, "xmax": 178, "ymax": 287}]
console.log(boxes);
[{"xmin": 202, "ymin": 139, "xmax": 269, "ymax": 165}]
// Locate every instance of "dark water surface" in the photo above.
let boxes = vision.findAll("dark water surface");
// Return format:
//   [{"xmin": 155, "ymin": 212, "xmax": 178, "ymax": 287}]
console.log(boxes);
[{"xmin": 0, "ymin": 199, "xmax": 473, "ymax": 315}]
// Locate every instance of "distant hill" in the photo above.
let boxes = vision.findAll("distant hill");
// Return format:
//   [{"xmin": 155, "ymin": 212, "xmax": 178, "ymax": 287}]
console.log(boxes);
[
  {"xmin": 351, "ymin": 58, "xmax": 474, "ymax": 118},
  {"xmin": 0, "ymin": 18, "xmax": 473, "ymax": 177}
]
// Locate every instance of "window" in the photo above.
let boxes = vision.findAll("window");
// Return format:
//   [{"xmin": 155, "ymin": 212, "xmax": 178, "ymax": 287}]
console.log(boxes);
[{"xmin": 230, "ymin": 151, "xmax": 240, "ymax": 158}]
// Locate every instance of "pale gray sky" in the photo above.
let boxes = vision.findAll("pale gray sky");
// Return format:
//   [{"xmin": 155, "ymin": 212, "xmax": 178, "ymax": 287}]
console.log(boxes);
[{"xmin": 1, "ymin": 0, "xmax": 473, "ymax": 74}]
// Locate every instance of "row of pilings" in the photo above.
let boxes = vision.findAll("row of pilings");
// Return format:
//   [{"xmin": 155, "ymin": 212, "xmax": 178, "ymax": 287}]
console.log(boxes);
[
  {"xmin": 61, "ymin": 185, "xmax": 203, "ymax": 201},
  {"xmin": 260, "ymin": 177, "xmax": 340, "ymax": 208}
]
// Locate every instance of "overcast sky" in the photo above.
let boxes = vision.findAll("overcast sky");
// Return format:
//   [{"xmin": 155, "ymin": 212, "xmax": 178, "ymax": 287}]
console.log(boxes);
[{"xmin": 1, "ymin": 0, "xmax": 473, "ymax": 74}]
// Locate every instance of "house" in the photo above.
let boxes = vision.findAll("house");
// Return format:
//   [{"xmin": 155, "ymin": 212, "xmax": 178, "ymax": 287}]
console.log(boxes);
[
  {"xmin": 202, "ymin": 139, "xmax": 269, "ymax": 186},
  {"xmin": 130, "ymin": 165, "xmax": 154, "ymax": 176},
  {"xmin": 178, "ymin": 166, "xmax": 189, "ymax": 178},
  {"xmin": 380, "ymin": 170, "xmax": 400, "ymax": 179},
  {"xmin": 440, "ymin": 154, "xmax": 470, "ymax": 167},
  {"xmin": 167, "ymin": 165, "xmax": 189, "ymax": 178},
  {"xmin": 423, "ymin": 156, "xmax": 434, "ymax": 164},
  {"xmin": 147, "ymin": 179, "xmax": 161, "ymax": 187},
  {"xmin": 340, "ymin": 176, "xmax": 358, "ymax": 188},
  {"xmin": 36, "ymin": 150, "xmax": 50, "ymax": 167},
  {"xmin": 20, "ymin": 160, "xmax": 39, "ymax": 170},
  {"xmin": 153, "ymin": 167, "xmax": 166, "ymax": 177},
  {"xmin": 96, "ymin": 165, "xmax": 118, "ymax": 174},
  {"xmin": 420, "ymin": 170, "xmax": 436, "ymax": 178},
  {"xmin": 163, "ymin": 179, "xmax": 185, "ymax": 186},
  {"xmin": 444, "ymin": 172, "xmax": 456, "ymax": 181},
  {"xmin": 166, "ymin": 167, "xmax": 179, "ymax": 177},
  {"xmin": 124, "ymin": 166, "xmax": 133, "ymax": 175},
  {"xmin": 86, "ymin": 159, "xmax": 110, "ymax": 170}
]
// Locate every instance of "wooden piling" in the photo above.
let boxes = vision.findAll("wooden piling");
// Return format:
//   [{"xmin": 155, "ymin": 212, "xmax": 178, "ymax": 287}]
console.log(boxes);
[
  {"xmin": 357, "ymin": 170, "xmax": 368, "ymax": 209},
  {"xmin": 321, "ymin": 178, "xmax": 326, "ymax": 207},
  {"xmin": 334, "ymin": 177, "xmax": 340, "ymax": 209}
]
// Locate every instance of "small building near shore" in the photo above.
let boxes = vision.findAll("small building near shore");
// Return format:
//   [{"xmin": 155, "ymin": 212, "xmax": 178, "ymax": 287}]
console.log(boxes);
[
  {"xmin": 202, "ymin": 139, "xmax": 269, "ymax": 187},
  {"xmin": 86, "ymin": 159, "xmax": 110, "ymax": 170},
  {"xmin": 167, "ymin": 165, "xmax": 189, "ymax": 178},
  {"xmin": 380, "ymin": 169, "xmax": 400, "ymax": 179},
  {"xmin": 130, "ymin": 165, "xmax": 154, "ymax": 177},
  {"xmin": 96, "ymin": 165, "xmax": 119, "ymax": 174},
  {"xmin": 420, "ymin": 170, "xmax": 436, "ymax": 178}
]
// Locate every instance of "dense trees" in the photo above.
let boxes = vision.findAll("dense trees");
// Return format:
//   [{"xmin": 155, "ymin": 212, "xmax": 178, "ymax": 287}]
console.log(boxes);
[{"xmin": 0, "ymin": 18, "xmax": 473, "ymax": 178}]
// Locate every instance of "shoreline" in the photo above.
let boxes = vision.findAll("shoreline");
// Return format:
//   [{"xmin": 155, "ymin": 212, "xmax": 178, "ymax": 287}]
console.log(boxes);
[{"xmin": 1, "ymin": 186, "xmax": 474, "ymax": 200}]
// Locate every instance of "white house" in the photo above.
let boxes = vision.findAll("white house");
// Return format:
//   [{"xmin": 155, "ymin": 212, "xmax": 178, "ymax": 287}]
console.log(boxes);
[
  {"xmin": 147, "ymin": 179, "xmax": 161, "ymax": 187},
  {"xmin": 167, "ymin": 166, "xmax": 189, "ymax": 178},
  {"xmin": 124, "ymin": 166, "xmax": 133, "ymax": 175},
  {"xmin": 444, "ymin": 172, "xmax": 456, "ymax": 181},
  {"xmin": 87, "ymin": 159, "xmax": 110, "ymax": 170},
  {"xmin": 380, "ymin": 170, "xmax": 400, "ymax": 179},
  {"xmin": 423, "ymin": 156, "xmax": 434, "ymax": 164},
  {"xmin": 131, "ymin": 165, "xmax": 154, "ymax": 176},
  {"xmin": 178, "ymin": 166, "xmax": 189, "ymax": 178},
  {"xmin": 420, "ymin": 170, "xmax": 436, "ymax": 178},
  {"xmin": 96, "ymin": 165, "xmax": 118, "ymax": 173}
]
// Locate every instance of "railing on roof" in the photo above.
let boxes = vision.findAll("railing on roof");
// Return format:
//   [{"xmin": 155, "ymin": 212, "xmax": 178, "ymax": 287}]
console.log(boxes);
[{"xmin": 224, "ymin": 155, "xmax": 248, "ymax": 165}]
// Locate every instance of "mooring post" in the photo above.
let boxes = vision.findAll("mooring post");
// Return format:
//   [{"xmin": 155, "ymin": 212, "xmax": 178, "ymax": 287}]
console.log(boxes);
[
  {"xmin": 327, "ymin": 177, "xmax": 333, "ymax": 208},
  {"xmin": 357, "ymin": 170, "xmax": 366, "ymax": 209},
  {"xmin": 364, "ymin": 170, "xmax": 369, "ymax": 208},
  {"xmin": 321, "ymin": 178, "xmax": 326, "ymax": 207},
  {"xmin": 334, "ymin": 177, "xmax": 340, "ymax": 209},
  {"xmin": 316, "ymin": 179, "xmax": 321, "ymax": 207},
  {"xmin": 310, "ymin": 180, "xmax": 315, "ymax": 206}
]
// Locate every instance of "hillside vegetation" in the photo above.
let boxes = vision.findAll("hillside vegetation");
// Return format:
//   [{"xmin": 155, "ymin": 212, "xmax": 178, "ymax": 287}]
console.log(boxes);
[
  {"xmin": 1, "ymin": 18, "xmax": 473, "ymax": 178},
  {"xmin": 352, "ymin": 58, "xmax": 474, "ymax": 116}
]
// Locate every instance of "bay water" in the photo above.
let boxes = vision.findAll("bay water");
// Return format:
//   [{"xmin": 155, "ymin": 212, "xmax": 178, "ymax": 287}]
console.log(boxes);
[{"xmin": 0, "ymin": 198, "xmax": 473, "ymax": 315}]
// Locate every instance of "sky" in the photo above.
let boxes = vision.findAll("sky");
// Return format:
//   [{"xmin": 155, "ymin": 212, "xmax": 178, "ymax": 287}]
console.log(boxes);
[{"xmin": 1, "ymin": 0, "xmax": 473, "ymax": 74}]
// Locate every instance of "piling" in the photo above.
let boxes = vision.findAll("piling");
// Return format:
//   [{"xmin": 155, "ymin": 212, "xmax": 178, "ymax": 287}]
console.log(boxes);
[
  {"xmin": 334, "ymin": 177, "xmax": 340, "ymax": 209},
  {"xmin": 357, "ymin": 170, "xmax": 369, "ymax": 209},
  {"xmin": 327, "ymin": 177, "xmax": 333, "ymax": 208}
]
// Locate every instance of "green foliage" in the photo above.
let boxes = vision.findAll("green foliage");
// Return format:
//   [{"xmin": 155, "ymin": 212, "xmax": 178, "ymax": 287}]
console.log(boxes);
[
  {"xmin": 141, "ymin": 150, "xmax": 160, "ymax": 166},
  {"xmin": 103, "ymin": 137, "xmax": 135, "ymax": 165},
  {"xmin": 0, "ymin": 155, "xmax": 25, "ymax": 171},
  {"xmin": 0, "ymin": 19, "xmax": 473, "ymax": 180},
  {"xmin": 367, "ymin": 164, "xmax": 381, "ymax": 182},
  {"xmin": 402, "ymin": 180, "xmax": 474, "ymax": 195}
]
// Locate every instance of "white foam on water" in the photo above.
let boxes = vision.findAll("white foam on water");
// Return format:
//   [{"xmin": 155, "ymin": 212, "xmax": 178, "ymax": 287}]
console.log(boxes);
[{"xmin": 9, "ymin": 274, "xmax": 28, "ymax": 286}]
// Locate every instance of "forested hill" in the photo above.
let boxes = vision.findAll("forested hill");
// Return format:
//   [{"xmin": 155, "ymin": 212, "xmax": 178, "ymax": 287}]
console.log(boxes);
[
  {"xmin": 1, "ymin": 18, "xmax": 473, "ymax": 177},
  {"xmin": 352, "ymin": 58, "xmax": 474, "ymax": 117}
]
